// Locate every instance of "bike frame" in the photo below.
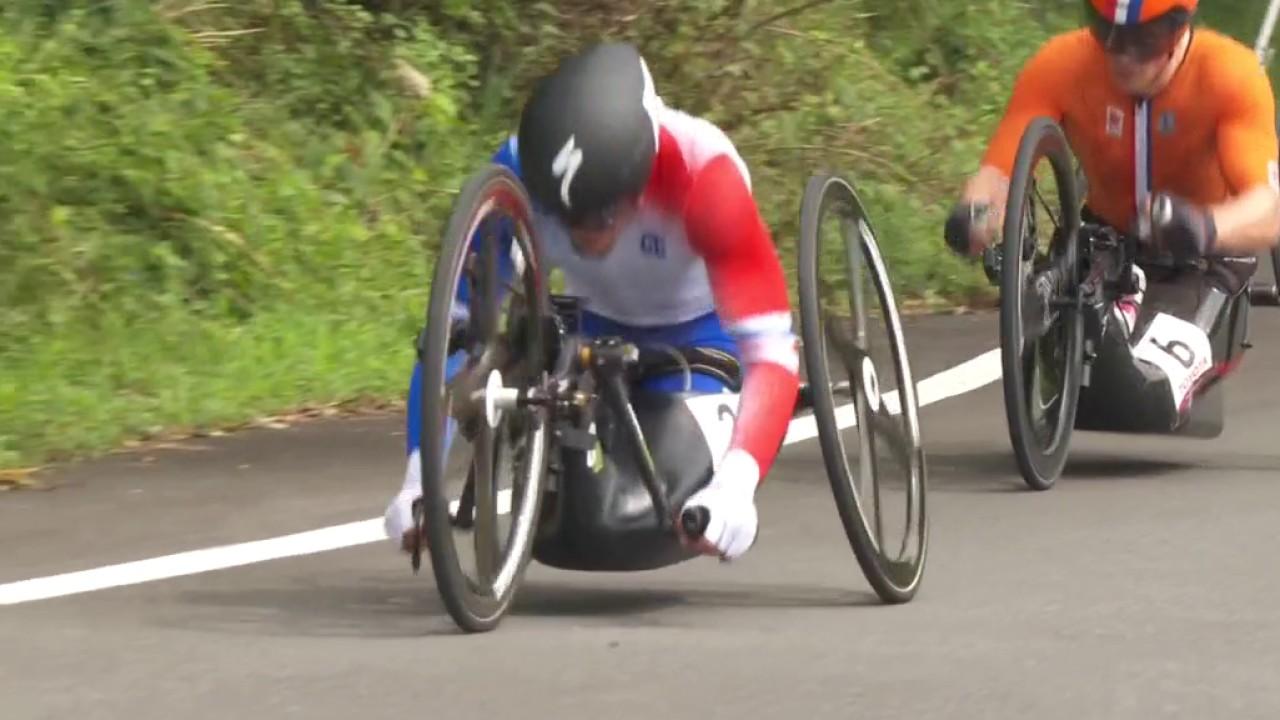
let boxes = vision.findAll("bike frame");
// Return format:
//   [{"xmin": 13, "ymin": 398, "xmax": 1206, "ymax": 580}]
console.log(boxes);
[
  {"xmin": 474, "ymin": 296, "xmax": 725, "ymax": 536},
  {"xmin": 1256, "ymin": 0, "xmax": 1280, "ymax": 63},
  {"xmin": 1076, "ymin": 222, "xmax": 1139, "ymax": 304},
  {"xmin": 487, "ymin": 297, "xmax": 830, "ymax": 537},
  {"xmin": 1069, "ymin": 221, "xmax": 1240, "ymax": 352}
]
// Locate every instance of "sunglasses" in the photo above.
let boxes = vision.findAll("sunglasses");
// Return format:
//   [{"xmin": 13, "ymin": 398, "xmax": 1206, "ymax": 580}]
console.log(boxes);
[
  {"xmin": 1087, "ymin": 6, "xmax": 1191, "ymax": 62},
  {"xmin": 562, "ymin": 194, "xmax": 639, "ymax": 232}
]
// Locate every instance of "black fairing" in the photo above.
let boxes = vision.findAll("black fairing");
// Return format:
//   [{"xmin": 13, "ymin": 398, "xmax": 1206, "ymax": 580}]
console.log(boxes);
[
  {"xmin": 531, "ymin": 390, "xmax": 716, "ymax": 572},
  {"xmin": 1075, "ymin": 264, "xmax": 1250, "ymax": 436}
]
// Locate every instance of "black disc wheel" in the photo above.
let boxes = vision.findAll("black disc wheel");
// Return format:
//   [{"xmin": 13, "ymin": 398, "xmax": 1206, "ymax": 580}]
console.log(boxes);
[
  {"xmin": 417, "ymin": 164, "xmax": 553, "ymax": 632},
  {"xmin": 997, "ymin": 117, "xmax": 1085, "ymax": 491},
  {"xmin": 798, "ymin": 173, "xmax": 928, "ymax": 604}
]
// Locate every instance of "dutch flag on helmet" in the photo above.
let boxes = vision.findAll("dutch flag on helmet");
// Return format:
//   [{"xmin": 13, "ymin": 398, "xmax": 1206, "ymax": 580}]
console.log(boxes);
[
  {"xmin": 1112, "ymin": 0, "xmax": 1143, "ymax": 24},
  {"xmin": 1093, "ymin": 0, "xmax": 1196, "ymax": 24}
]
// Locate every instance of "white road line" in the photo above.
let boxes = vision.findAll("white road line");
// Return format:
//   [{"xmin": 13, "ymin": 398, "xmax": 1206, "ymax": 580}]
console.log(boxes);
[
  {"xmin": 782, "ymin": 347, "xmax": 1001, "ymax": 444},
  {"xmin": 0, "ymin": 521, "xmax": 386, "ymax": 606},
  {"xmin": 0, "ymin": 347, "xmax": 1002, "ymax": 606}
]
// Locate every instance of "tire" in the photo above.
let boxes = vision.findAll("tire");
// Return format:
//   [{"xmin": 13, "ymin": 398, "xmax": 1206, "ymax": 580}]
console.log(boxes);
[
  {"xmin": 797, "ymin": 173, "xmax": 928, "ymax": 604},
  {"xmin": 1270, "ymin": 122, "xmax": 1280, "ymax": 302},
  {"xmin": 1269, "ymin": 245, "xmax": 1280, "ymax": 299},
  {"xmin": 998, "ymin": 117, "xmax": 1084, "ymax": 491},
  {"xmin": 417, "ymin": 164, "xmax": 552, "ymax": 632}
]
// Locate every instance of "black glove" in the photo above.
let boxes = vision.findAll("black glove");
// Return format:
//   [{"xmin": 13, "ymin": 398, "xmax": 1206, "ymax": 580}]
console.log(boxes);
[
  {"xmin": 1151, "ymin": 192, "xmax": 1217, "ymax": 262},
  {"xmin": 943, "ymin": 202, "xmax": 990, "ymax": 256}
]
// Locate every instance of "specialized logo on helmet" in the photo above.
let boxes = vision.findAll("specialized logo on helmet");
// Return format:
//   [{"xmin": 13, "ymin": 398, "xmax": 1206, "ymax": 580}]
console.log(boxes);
[
  {"xmin": 638, "ymin": 57, "xmax": 663, "ymax": 146},
  {"xmin": 551, "ymin": 134, "xmax": 584, "ymax": 209}
]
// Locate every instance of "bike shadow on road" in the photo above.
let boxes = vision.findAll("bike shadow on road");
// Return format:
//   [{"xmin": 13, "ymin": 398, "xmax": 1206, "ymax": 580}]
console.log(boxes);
[
  {"xmin": 166, "ymin": 573, "xmax": 881, "ymax": 639},
  {"xmin": 510, "ymin": 578, "xmax": 879, "ymax": 622},
  {"xmin": 165, "ymin": 574, "xmax": 463, "ymax": 638},
  {"xmin": 920, "ymin": 445, "xmax": 1207, "ymax": 490}
]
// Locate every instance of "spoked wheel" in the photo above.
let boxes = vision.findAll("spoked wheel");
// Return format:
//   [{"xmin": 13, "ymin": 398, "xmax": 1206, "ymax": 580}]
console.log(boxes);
[
  {"xmin": 798, "ymin": 173, "xmax": 928, "ymax": 604},
  {"xmin": 997, "ymin": 117, "xmax": 1084, "ymax": 491},
  {"xmin": 1269, "ymin": 245, "xmax": 1280, "ymax": 304},
  {"xmin": 416, "ymin": 164, "xmax": 553, "ymax": 632},
  {"xmin": 1251, "ymin": 125, "xmax": 1280, "ymax": 307},
  {"xmin": 1251, "ymin": 237, "xmax": 1280, "ymax": 306}
]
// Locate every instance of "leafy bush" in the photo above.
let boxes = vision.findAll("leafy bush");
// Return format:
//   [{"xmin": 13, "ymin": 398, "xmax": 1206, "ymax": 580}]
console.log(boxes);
[{"xmin": 0, "ymin": 1, "xmax": 479, "ymax": 466}]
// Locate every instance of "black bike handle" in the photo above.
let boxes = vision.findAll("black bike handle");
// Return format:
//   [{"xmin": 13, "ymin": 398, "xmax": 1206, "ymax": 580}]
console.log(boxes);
[
  {"xmin": 944, "ymin": 202, "xmax": 988, "ymax": 256},
  {"xmin": 680, "ymin": 505, "xmax": 710, "ymax": 539}
]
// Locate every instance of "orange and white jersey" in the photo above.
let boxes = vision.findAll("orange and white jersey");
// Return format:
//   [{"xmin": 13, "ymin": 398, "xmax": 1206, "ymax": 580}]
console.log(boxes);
[{"xmin": 980, "ymin": 27, "xmax": 1278, "ymax": 236}]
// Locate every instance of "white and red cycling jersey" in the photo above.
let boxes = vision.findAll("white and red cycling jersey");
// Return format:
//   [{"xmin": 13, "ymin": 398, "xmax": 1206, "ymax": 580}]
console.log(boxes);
[{"xmin": 494, "ymin": 103, "xmax": 800, "ymax": 484}]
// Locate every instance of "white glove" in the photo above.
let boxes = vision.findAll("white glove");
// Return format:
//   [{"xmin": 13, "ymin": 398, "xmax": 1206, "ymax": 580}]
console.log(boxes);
[
  {"xmin": 384, "ymin": 449, "xmax": 423, "ymax": 551},
  {"xmin": 680, "ymin": 448, "xmax": 761, "ymax": 560}
]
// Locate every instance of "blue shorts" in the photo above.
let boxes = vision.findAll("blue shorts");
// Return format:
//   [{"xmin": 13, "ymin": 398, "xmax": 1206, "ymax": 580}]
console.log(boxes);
[{"xmin": 404, "ymin": 310, "xmax": 738, "ymax": 455}]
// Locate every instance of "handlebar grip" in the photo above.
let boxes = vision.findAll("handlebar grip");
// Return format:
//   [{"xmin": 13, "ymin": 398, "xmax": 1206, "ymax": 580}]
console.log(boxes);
[
  {"xmin": 944, "ymin": 202, "xmax": 988, "ymax": 256},
  {"xmin": 680, "ymin": 506, "xmax": 710, "ymax": 539}
]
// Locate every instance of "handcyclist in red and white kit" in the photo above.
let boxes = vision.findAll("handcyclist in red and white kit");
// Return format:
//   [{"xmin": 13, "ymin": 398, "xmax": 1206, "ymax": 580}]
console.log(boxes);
[{"xmin": 384, "ymin": 42, "xmax": 799, "ymax": 561}]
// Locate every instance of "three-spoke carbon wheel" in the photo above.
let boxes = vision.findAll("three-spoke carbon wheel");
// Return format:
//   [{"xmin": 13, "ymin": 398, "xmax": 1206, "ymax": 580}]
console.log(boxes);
[
  {"xmin": 997, "ymin": 117, "xmax": 1085, "ymax": 491},
  {"xmin": 798, "ymin": 173, "xmax": 928, "ymax": 603},
  {"xmin": 417, "ymin": 164, "xmax": 553, "ymax": 632}
]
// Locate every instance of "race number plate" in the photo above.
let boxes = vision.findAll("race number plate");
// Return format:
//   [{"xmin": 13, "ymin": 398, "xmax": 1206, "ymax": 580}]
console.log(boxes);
[
  {"xmin": 1132, "ymin": 312, "xmax": 1212, "ymax": 412},
  {"xmin": 682, "ymin": 392, "xmax": 742, "ymax": 471}
]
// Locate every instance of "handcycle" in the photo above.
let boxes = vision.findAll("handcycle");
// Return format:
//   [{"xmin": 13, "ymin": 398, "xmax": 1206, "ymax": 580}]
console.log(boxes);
[
  {"xmin": 982, "ymin": 116, "xmax": 1277, "ymax": 491},
  {"xmin": 408, "ymin": 165, "xmax": 929, "ymax": 632}
]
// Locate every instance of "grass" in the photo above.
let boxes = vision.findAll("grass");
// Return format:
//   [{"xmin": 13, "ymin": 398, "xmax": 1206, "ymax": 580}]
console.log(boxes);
[{"xmin": 0, "ymin": 300, "xmax": 425, "ymax": 469}]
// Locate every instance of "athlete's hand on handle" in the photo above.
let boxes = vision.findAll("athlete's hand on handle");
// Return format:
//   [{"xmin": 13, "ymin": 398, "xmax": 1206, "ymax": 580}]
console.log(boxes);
[
  {"xmin": 1150, "ymin": 192, "xmax": 1217, "ymax": 261},
  {"xmin": 944, "ymin": 202, "xmax": 995, "ymax": 256},
  {"xmin": 675, "ymin": 448, "xmax": 760, "ymax": 561},
  {"xmin": 944, "ymin": 166, "xmax": 1010, "ymax": 257}
]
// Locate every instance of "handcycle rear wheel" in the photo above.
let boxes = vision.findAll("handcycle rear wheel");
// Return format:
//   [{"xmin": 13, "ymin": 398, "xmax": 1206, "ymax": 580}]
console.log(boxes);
[
  {"xmin": 997, "ymin": 117, "xmax": 1085, "ymax": 491},
  {"xmin": 416, "ymin": 164, "xmax": 553, "ymax": 632},
  {"xmin": 797, "ymin": 173, "xmax": 928, "ymax": 603},
  {"xmin": 1248, "ymin": 124, "xmax": 1280, "ymax": 306}
]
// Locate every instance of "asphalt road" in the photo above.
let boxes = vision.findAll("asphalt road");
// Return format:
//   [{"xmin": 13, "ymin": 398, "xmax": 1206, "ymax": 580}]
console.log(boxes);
[{"xmin": 3, "ymin": 309, "xmax": 1279, "ymax": 720}]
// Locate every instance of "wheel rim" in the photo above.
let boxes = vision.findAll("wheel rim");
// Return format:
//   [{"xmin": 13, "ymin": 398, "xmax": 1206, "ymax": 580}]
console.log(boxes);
[
  {"xmin": 1004, "ymin": 131, "xmax": 1081, "ymax": 471},
  {"xmin": 1014, "ymin": 180, "xmax": 1072, "ymax": 455},
  {"xmin": 420, "ymin": 170, "xmax": 549, "ymax": 621},
  {"xmin": 804, "ymin": 175, "xmax": 927, "ymax": 594}
]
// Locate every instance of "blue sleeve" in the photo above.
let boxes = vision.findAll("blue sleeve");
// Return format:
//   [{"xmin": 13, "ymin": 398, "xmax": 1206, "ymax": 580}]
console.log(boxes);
[{"xmin": 492, "ymin": 134, "xmax": 523, "ymax": 178}]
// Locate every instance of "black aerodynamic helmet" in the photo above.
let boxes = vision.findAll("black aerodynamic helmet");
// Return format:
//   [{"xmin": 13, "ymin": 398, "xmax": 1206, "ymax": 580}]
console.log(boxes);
[{"xmin": 517, "ymin": 42, "xmax": 662, "ymax": 228}]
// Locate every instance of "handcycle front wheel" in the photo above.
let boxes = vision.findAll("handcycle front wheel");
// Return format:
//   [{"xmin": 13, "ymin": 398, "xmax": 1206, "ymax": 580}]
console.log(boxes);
[
  {"xmin": 797, "ymin": 173, "xmax": 928, "ymax": 604},
  {"xmin": 416, "ymin": 164, "xmax": 553, "ymax": 633},
  {"xmin": 997, "ymin": 117, "xmax": 1085, "ymax": 491}
]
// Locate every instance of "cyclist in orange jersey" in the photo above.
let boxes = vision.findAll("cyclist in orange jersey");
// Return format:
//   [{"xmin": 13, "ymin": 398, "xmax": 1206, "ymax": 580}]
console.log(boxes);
[
  {"xmin": 944, "ymin": 0, "xmax": 1280, "ymax": 425},
  {"xmin": 949, "ymin": 0, "xmax": 1278, "ymax": 264}
]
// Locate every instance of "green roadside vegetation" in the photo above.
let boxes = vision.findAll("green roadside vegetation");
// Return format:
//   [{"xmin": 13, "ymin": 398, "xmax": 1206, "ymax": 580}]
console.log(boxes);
[{"xmin": 1, "ymin": 0, "xmax": 1275, "ymax": 470}]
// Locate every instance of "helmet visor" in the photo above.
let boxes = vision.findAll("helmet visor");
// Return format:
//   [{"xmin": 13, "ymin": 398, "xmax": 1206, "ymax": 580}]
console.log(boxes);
[{"xmin": 1087, "ymin": 6, "xmax": 1190, "ymax": 63}]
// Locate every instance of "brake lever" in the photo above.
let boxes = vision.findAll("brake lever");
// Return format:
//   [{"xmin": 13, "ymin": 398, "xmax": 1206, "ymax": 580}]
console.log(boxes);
[{"xmin": 409, "ymin": 497, "xmax": 424, "ymax": 573}]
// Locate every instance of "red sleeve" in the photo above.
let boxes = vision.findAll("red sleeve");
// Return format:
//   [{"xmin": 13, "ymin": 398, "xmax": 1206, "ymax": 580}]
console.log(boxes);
[{"xmin": 683, "ymin": 154, "xmax": 800, "ymax": 484}]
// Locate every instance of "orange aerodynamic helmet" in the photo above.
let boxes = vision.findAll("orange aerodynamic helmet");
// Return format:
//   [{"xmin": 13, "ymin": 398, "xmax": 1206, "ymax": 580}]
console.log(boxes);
[
  {"xmin": 1089, "ymin": 0, "xmax": 1197, "ymax": 25},
  {"xmin": 1086, "ymin": 0, "xmax": 1197, "ymax": 60}
]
